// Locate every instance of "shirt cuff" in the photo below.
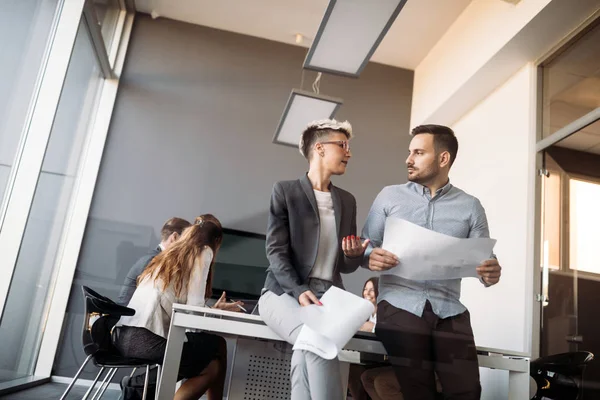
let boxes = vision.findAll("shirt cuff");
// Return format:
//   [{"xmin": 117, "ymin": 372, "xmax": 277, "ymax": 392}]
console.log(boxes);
[{"xmin": 362, "ymin": 245, "xmax": 374, "ymax": 268}]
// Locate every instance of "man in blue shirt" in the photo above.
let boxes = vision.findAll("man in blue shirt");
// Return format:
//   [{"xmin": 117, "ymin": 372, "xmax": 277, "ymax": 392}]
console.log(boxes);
[{"xmin": 361, "ymin": 124, "xmax": 502, "ymax": 399}]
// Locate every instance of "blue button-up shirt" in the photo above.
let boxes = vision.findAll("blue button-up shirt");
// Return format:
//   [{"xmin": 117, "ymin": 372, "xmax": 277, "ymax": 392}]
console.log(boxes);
[{"xmin": 361, "ymin": 181, "xmax": 492, "ymax": 319}]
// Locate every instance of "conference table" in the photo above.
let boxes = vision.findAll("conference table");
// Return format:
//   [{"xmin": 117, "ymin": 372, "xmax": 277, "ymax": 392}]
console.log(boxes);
[{"xmin": 156, "ymin": 304, "xmax": 530, "ymax": 400}]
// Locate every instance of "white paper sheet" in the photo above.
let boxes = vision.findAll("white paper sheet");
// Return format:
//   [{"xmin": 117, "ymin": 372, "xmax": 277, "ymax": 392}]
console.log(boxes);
[
  {"xmin": 382, "ymin": 217, "xmax": 496, "ymax": 280},
  {"xmin": 292, "ymin": 286, "xmax": 374, "ymax": 359}
]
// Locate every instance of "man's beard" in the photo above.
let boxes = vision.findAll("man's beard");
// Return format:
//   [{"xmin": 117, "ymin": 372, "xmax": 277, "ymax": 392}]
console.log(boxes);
[{"xmin": 407, "ymin": 166, "xmax": 439, "ymax": 184}]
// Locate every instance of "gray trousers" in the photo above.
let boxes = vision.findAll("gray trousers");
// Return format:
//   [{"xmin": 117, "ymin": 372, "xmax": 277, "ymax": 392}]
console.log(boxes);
[{"xmin": 258, "ymin": 289, "xmax": 344, "ymax": 400}]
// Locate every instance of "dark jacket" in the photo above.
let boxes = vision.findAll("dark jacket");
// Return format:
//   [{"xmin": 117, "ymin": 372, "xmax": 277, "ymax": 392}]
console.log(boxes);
[
  {"xmin": 117, "ymin": 246, "xmax": 161, "ymax": 305},
  {"xmin": 263, "ymin": 174, "xmax": 361, "ymax": 300}
]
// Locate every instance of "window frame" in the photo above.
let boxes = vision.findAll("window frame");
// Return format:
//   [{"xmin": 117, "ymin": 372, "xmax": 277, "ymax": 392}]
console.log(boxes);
[{"xmin": 0, "ymin": 0, "xmax": 134, "ymax": 391}]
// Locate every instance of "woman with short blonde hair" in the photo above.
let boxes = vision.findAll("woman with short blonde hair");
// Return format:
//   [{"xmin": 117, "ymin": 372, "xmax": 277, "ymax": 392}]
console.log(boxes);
[{"xmin": 259, "ymin": 119, "xmax": 369, "ymax": 399}]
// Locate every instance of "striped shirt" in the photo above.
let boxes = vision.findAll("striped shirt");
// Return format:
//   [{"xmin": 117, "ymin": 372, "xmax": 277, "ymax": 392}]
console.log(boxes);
[{"xmin": 361, "ymin": 181, "xmax": 491, "ymax": 319}]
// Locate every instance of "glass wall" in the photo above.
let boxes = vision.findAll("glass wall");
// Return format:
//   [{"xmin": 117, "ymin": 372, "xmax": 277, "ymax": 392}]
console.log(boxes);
[
  {"xmin": 539, "ymin": 16, "xmax": 600, "ymax": 399},
  {"xmin": 0, "ymin": 19, "xmax": 103, "ymax": 385},
  {"xmin": 541, "ymin": 20, "xmax": 600, "ymax": 138},
  {"xmin": 0, "ymin": 0, "xmax": 60, "ymax": 217},
  {"xmin": 0, "ymin": 0, "xmax": 129, "ymax": 392}
]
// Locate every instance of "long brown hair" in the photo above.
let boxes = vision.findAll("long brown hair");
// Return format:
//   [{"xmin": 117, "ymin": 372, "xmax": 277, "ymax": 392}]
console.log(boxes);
[{"xmin": 139, "ymin": 214, "xmax": 223, "ymax": 298}]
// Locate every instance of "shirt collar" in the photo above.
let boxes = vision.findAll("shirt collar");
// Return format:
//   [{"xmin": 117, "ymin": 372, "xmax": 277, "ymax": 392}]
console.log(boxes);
[
  {"xmin": 158, "ymin": 243, "xmax": 165, "ymax": 252},
  {"xmin": 408, "ymin": 180, "xmax": 453, "ymax": 197}
]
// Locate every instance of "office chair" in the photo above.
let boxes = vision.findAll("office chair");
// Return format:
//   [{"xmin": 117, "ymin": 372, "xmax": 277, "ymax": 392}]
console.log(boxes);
[
  {"xmin": 59, "ymin": 286, "xmax": 159, "ymax": 400},
  {"xmin": 530, "ymin": 351, "xmax": 594, "ymax": 400}
]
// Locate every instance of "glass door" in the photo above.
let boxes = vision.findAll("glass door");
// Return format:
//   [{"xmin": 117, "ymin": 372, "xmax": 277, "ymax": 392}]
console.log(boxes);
[{"xmin": 539, "ymin": 119, "xmax": 600, "ymax": 398}]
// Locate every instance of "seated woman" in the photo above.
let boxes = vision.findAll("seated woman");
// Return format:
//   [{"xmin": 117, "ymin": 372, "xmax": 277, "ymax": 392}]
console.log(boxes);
[
  {"xmin": 114, "ymin": 214, "xmax": 226, "ymax": 400},
  {"xmin": 348, "ymin": 277, "xmax": 396, "ymax": 400},
  {"xmin": 360, "ymin": 277, "xmax": 378, "ymax": 333}
]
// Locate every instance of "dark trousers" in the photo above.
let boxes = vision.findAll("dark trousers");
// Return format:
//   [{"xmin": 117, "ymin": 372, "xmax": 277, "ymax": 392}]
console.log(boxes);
[
  {"xmin": 114, "ymin": 327, "xmax": 227, "ymax": 387},
  {"xmin": 375, "ymin": 301, "xmax": 481, "ymax": 400}
]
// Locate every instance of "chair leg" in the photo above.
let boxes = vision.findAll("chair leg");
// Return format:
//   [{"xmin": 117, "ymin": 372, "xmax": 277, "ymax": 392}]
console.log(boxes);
[
  {"xmin": 82, "ymin": 367, "xmax": 106, "ymax": 400},
  {"xmin": 94, "ymin": 368, "xmax": 118, "ymax": 400},
  {"xmin": 155, "ymin": 365, "xmax": 162, "ymax": 399},
  {"xmin": 81, "ymin": 367, "xmax": 106, "ymax": 400},
  {"xmin": 59, "ymin": 354, "xmax": 94, "ymax": 400},
  {"xmin": 141, "ymin": 364, "xmax": 151, "ymax": 400},
  {"xmin": 90, "ymin": 367, "xmax": 110, "ymax": 400}
]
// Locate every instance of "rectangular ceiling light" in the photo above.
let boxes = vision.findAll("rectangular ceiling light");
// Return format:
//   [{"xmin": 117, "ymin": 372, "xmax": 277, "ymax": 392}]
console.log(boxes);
[
  {"xmin": 273, "ymin": 89, "xmax": 343, "ymax": 148},
  {"xmin": 304, "ymin": 0, "xmax": 407, "ymax": 78}
]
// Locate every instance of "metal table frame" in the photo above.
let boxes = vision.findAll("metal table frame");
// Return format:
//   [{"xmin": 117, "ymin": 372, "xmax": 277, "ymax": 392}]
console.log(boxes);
[{"xmin": 157, "ymin": 305, "xmax": 530, "ymax": 399}]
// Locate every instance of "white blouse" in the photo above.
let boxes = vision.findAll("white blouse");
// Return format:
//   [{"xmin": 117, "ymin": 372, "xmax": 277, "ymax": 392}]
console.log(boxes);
[
  {"xmin": 369, "ymin": 313, "xmax": 377, "ymax": 333},
  {"xmin": 117, "ymin": 247, "xmax": 213, "ymax": 339},
  {"xmin": 309, "ymin": 190, "xmax": 338, "ymax": 282}
]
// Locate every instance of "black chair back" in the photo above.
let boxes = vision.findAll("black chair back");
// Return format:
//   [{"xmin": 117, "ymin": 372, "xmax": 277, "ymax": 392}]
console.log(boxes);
[{"xmin": 81, "ymin": 286, "xmax": 135, "ymax": 358}]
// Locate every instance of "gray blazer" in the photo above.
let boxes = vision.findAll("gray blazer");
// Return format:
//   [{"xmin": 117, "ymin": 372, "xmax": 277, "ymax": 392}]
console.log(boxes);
[{"xmin": 263, "ymin": 174, "xmax": 362, "ymax": 300}]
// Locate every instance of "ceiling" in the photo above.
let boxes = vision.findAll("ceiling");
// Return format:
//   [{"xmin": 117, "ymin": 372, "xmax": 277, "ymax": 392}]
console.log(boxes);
[
  {"xmin": 548, "ymin": 21, "xmax": 600, "ymax": 155},
  {"xmin": 133, "ymin": 0, "xmax": 472, "ymax": 70},
  {"xmin": 555, "ymin": 119, "xmax": 600, "ymax": 155}
]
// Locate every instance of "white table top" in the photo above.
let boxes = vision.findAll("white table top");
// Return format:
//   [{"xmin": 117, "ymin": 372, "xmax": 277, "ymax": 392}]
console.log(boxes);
[{"xmin": 172, "ymin": 303, "xmax": 530, "ymax": 359}]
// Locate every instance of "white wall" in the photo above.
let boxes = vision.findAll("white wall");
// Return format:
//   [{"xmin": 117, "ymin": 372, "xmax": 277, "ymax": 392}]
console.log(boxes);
[
  {"xmin": 450, "ymin": 64, "xmax": 537, "ymax": 399},
  {"xmin": 411, "ymin": 0, "xmax": 550, "ymax": 126}
]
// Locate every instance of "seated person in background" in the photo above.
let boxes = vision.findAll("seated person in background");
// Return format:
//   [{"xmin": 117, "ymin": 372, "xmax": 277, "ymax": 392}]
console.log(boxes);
[
  {"xmin": 360, "ymin": 277, "xmax": 378, "ymax": 333},
  {"xmin": 118, "ymin": 217, "xmax": 190, "ymax": 305},
  {"xmin": 114, "ymin": 215, "xmax": 227, "ymax": 400},
  {"xmin": 355, "ymin": 276, "xmax": 442, "ymax": 400},
  {"xmin": 349, "ymin": 277, "xmax": 402, "ymax": 400},
  {"xmin": 118, "ymin": 216, "xmax": 243, "ymax": 312}
]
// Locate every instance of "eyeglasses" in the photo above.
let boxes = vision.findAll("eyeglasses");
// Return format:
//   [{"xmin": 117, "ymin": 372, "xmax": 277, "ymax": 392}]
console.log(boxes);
[{"xmin": 318, "ymin": 140, "xmax": 350, "ymax": 152}]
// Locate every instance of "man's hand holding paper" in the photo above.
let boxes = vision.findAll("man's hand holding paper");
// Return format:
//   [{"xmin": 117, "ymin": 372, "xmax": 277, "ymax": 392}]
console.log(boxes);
[
  {"xmin": 368, "ymin": 247, "xmax": 399, "ymax": 271},
  {"xmin": 381, "ymin": 217, "xmax": 496, "ymax": 281},
  {"xmin": 477, "ymin": 259, "xmax": 502, "ymax": 285}
]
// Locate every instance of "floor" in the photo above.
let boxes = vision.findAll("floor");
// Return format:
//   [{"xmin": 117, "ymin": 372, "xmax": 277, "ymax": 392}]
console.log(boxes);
[{"xmin": 0, "ymin": 383, "xmax": 120, "ymax": 400}]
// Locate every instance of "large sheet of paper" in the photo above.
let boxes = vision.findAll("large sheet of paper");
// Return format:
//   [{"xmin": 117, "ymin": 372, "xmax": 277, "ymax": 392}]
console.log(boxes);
[
  {"xmin": 382, "ymin": 217, "xmax": 496, "ymax": 280},
  {"xmin": 292, "ymin": 286, "xmax": 374, "ymax": 359}
]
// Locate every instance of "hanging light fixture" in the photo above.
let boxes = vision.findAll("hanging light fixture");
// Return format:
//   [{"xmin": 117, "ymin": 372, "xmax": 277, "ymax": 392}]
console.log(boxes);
[
  {"xmin": 303, "ymin": 0, "xmax": 408, "ymax": 78},
  {"xmin": 273, "ymin": 88, "xmax": 342, "ymax": 148}
]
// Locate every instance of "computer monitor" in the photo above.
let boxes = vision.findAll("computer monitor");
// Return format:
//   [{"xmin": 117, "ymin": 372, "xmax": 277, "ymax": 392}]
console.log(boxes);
[{"xmin": 211, "ymin": 228, "xmax": 268, "ymax": 306}]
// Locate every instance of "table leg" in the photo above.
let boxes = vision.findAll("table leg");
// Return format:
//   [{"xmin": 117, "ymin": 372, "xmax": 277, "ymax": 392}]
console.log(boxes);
[
  {"xmin": 157, "ymin": 325, "xmax": 185, "ymax": 400},
  {"xmin": 225, "ymin": 337, "xmax": 238, "ymax": 395},
  {"xmin": 508, "ymin": 370, "xmax": 530, "ymax": 400}
]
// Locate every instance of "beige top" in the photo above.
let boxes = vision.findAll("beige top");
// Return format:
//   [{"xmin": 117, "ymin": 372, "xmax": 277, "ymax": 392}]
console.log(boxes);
[{"xmin": 117, "ymin": 247, "xmax": 213, "ymax": 338}]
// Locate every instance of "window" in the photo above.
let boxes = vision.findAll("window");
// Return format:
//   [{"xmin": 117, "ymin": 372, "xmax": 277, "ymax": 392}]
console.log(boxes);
[
  {"xmin": 0, "ymin": 0, "xmax": 60, "ymax": 215},
  {"xmin": 91, "ymin": 0, "xmax": 121, "ymax": 53},
  {"xmin": 0, "ymin": 20, "xmax": 103, "ymax": 384},
  {"xmin": 569, "ymin": 178, "xmax": 600, "ymax": 274},
  {"xmin": 541, "ymin": 21, "xmax": 600, "ymax": 138}
]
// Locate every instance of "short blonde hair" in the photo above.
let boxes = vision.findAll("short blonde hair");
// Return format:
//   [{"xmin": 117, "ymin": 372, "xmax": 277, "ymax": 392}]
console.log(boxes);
[{"xmin": 298, "ymin": 119, "xmax": 353, "ymax": 159}]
